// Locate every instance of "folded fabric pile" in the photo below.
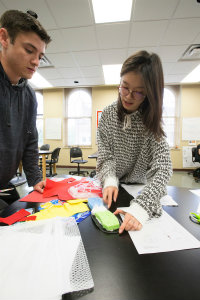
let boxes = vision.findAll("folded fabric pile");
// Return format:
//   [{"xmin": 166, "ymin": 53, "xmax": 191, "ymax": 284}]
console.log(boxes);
[
  {"xmin": 0, "ymin": 217, "xmax": 94, "ymax": 299},
  {"xmin": 42, "ymin": 177, "xmax": 103, "ymax": 201},
  {"xmin": 20, "ymin": 177, "xmax": 103, "ymax": 203},
  {"xmin": 30, "ymin": 199, "xmax": 89, "ymax": 221},
  {"xmin": 0, "ymin": 209, "xmax": 32, "ymax": 225}
]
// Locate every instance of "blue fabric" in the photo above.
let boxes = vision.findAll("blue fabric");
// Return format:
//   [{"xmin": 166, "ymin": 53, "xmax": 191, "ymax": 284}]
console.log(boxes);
[{"xmin": 88, "ymin": 197, "xmax": 104, "ymax": 210}]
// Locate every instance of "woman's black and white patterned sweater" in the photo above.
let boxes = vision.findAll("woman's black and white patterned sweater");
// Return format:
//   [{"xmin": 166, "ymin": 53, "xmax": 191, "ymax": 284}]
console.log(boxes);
[{"xmin": 97, "ymin": 101, "xmax": 173, "ymax": 225}]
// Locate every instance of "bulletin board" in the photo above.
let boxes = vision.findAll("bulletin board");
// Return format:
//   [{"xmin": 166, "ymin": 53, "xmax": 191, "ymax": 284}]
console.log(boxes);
[
  {"xmin": 96, "ymin": 110, "xmax": 102, "ymax": 144},
  {"xmin": 45, "ymin": 118, "xmax": 61, "ymax": 140},
  {"xmin": 97, "ymin": 110, "xmax": 102, "ymax": 128}
]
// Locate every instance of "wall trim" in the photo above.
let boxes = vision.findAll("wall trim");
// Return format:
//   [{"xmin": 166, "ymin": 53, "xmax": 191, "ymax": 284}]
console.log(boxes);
[
  {"xmin": 173, "ymin": 168, "xmax": 196, "ymax": 171},
  {"xmin": 57, "ymin": 165, "xmax": 95, "ymax": 170}
]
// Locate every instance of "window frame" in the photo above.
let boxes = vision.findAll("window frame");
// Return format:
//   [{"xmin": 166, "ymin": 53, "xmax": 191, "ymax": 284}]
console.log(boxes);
[
  {"xmin": 35, "ymin": 90, "xmax": 44, "ymax": 147},
  {"xmin": 163, "ymin": 86, "xmax": 180, "ymax": 148},
  {"xmin": 64, "ymin": 87, "xmax": 92, "ymax": 148}
]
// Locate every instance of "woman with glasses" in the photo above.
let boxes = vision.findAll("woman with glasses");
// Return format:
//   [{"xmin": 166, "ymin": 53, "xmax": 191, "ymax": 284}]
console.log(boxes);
[{"xmin": 97, "ymin": 50, "xmax": 172, "ymax": 233}]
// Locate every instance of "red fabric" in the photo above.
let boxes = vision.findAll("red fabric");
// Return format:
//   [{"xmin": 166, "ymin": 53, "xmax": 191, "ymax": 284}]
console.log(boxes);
[
  {"xmin": 43, "ymin": 178, "xmax": 76, "ymax": 198},
  {"xmin": 19, "ymin": 215, "xmax": 37, "ymax": 222},
  {"xmin": 19, "ymin": 191, "xmax": 58, "ymax": 203},
  {"xmin": 0, "ymin": 209, "xmax": 31, "ymax": 225},
  {"xmin": 58, "ymin": 178, "xmax": 103, "ymax": 200},
  {"xmin": 67, "ymin": 178, "xmax": 103, "ymax": 198},
  {"xmin": 56, "ymin": 179, "xmax": 85, "ymax": 200},
  {"xmin": 20, "ymin": 178, "xmax": 102, "ymax": 203}
]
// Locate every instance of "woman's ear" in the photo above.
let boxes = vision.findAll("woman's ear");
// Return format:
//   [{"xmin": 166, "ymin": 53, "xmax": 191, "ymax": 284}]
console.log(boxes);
[{"xmin": 0, "ymin": 28, "xmax": 10, "ymax": 49}]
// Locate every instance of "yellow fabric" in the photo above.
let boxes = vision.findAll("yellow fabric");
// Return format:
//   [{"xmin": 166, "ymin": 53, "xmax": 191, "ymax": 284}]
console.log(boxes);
[
  {"xmin": 63, "ymin": 202, "xmax": 88, "ymax": 215},
  {"xmin": 67, "ymin": 198, "xmax": 88, "ymax": 204},
  {"xmin": 31, "ymin": 201, "xmax": 89, "ymax": 221},
  {"xmin": 39, "ymin": 201, "xmax": 63, "ymax": 210}
]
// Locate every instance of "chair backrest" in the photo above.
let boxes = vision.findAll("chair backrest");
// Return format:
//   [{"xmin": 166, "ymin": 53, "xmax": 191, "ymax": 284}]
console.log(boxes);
[
  {"xmin": 70, "ymin": 147, "xmax": 83, "ymax": 161},
  {"xmin": 193, "ymin": 144, "xmax": 200, "ymax": 163},
  {"xmin": 40, "ymin": 144, "xmax": 50, "ymax": 151},
  {"xmin": 51, "ymin": 147, "xmax": 61, "ymax": 162}
]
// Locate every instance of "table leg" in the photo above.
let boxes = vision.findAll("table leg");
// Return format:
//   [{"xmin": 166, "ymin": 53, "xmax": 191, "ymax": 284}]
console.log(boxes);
[
  {"xmin": 41, "ymin": 154, "xmax": 46, "ymax": 180},
  {"xmin": 18, "ymin": 161, "xmax": 23, "ymax": 175},
  {"xmin": 53, "ymin": 163, "xmax": 56, "ymax": 174}
]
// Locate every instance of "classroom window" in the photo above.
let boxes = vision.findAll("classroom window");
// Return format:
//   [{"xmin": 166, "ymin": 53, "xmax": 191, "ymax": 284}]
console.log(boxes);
[
  {"xmin": 163, "ymin": 87, "xmax": 180, "ymax": 148},
  {"xmin": 35, "ymin": 91, "xmax": 43, "ymax": 147},
  {"xmin": 65, "ymin": 88, "xmax": 92, "ymax": 147}
]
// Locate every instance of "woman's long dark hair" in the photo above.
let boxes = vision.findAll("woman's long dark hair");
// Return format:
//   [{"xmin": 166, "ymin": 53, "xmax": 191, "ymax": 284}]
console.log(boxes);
[{"xmin": 118, "ymin": 50, "xmax": 165, "ymax": 140}]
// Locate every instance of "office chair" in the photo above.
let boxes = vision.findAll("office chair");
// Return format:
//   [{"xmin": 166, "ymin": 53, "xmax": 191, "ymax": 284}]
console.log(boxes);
[
  {"xmin": 40, "ymin": 144, "xmax": 50, "ymax": 150},
  {"xmin": 40, "ymin": 144, "xmax": 50, "ymax": 151},
  {"xmin": 10, "ymin": 161, "xmax": 27, "ymax": 187},
  {"xmin": 39, "ymin": 144, "xmax": 50, "ymax": 158},
  {"xmin": 69, "ymin": 147, "xmax": 89, "ymax": 176},
  {"xmin": 45, "ymin": 147, "xmax": 61, "ymax": 177},
  {"xmin": 191, "ymin": 144, "xmax": 200, "ymax": 182}
]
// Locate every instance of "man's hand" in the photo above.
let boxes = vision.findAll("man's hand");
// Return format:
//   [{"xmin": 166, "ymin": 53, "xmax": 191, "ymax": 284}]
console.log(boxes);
[
  {"xmin": 33, "ymin": 180, "xmax": 46, "ymax": 193},
  {"xmin": 114, "ymin": 209, "xmax": 142, "ymax": 233},
  {"xmin": 103, "ymin": 186, "xmax": 118, "ymax": 208}
]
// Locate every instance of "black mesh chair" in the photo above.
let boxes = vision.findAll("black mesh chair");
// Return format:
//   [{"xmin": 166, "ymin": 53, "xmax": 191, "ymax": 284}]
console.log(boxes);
[
  {"xmin": 46, "ymin": 147, "xmax": 61, "ymax": 177},
  {"xmin": 191, "ymin": 144, "xmax": 200, "ymax": 182},
  {"xmin": 192, "ymin": 145, "xmax": 200, "ymax": 163},
  {"xmin": 69, "ymin": 147, "xmax": 89, "ymax": 176},
  {"xmin": 40, "ymin": 144, "xmax": 50, "ymax": 151},
  {"xmin": 10, "ymin": 161, "xmax": 27, "ymax": 187},
  {"xmin": 39, "ymin": 144, "xmax": 50, "ymax": 158}
]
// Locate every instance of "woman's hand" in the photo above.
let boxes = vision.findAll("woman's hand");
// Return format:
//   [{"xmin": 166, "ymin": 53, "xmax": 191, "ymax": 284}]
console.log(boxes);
[
  {"xmin": 33, "ymin": 180, "xmax": 46, "ymax": 193},
  {"xmin": 114, "ymin": 209, "xmax": 142, "ymax": 233},
  {"xmin": 103, "ymin": 186, "xmax": 118, "ymax": 209}
]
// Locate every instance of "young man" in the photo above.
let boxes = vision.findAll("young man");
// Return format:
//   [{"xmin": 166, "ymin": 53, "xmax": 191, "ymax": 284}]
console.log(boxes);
[{"xmin": 0, "ymin": 10, "xmax": 51, "ymax": 207}]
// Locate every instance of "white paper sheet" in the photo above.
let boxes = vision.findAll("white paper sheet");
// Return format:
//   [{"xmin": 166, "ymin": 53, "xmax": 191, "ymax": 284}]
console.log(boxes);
[
  {"xmin": 189, "ymin": 190, "xmax": 200, "ymax": 213},
  {"xmin": 121, "ymin": 210, "xmax": 200, "ymax": 254},
  {"xmin": 190, "ymin": 189, "xmax": 200, "ymax": 197},
  {"xmin": 160, "ymin": 194, "xmax": 178, "ymax": 206},
  {"xmin": 121, "ymin": 184, "xmax": 178, "ymax": 206}
]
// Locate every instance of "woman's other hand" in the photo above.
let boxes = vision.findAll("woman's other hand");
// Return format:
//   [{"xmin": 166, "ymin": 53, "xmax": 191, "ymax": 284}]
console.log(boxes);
[
  {"xmin": 103, "ymin": 186, "xmax": 118, "ymax": 208},
  {"xmin": 114, "ymin": 209, "xmax": 142, "ymax": 233}
]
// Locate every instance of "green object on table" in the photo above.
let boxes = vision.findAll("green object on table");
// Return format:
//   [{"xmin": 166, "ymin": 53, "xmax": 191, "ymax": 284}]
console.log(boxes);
[
  {"xmin": 190, "ymin": 212, "xmax": 200, "ymax": 224},
  {"xmin": 94, "ymin": 210, "xmax": 120, "ymax": 231}
]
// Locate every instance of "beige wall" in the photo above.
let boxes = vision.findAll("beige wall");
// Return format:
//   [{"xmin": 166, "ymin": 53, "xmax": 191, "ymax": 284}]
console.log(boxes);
[
  {"xmin": 42, "ymin": 84, "xmax": 200, "ymax": 170},
  {"xmin": 42, "ymin": 86, "xmax": 118, "ymax": 168},
  {"xmin": 171, "ymin": 84, "xmax": 200, "ymax": 169},
  {"xmin": 43, "ymin": 89, "xmax": 65, "ymax": 164}
]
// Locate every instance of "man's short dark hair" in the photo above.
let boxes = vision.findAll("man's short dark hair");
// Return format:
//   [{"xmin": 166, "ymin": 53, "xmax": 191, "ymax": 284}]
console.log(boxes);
[{"xmin": 0, "ymin": 10, "xmax": 51, "ymax": 45}]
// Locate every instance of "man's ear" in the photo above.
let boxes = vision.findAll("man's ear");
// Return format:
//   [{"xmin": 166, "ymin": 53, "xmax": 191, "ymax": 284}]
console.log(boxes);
[{"xmin": 0, "ymin": 28, "xmax": 10, "ymax": 48}]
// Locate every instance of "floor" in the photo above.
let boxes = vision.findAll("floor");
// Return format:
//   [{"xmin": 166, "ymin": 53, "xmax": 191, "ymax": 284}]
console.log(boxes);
[{"xmin": 15, "ymin": 168, "xmax": 200, "ymax": 199}]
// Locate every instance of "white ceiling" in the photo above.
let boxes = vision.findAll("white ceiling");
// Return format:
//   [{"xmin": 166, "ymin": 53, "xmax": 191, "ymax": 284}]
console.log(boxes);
[{"xmin": 1, "ymin": 0, "xmax": 200, "ymax": 88}]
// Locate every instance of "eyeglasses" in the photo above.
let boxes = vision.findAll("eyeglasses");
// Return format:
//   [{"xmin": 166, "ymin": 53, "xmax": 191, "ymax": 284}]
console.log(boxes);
[{"xmin": 118, "ymin": 86, "xmax": 145, "ymax": 101}]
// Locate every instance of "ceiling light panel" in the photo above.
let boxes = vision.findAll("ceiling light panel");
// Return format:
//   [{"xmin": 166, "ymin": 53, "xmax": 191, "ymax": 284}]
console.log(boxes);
[
  {"xmin": 103, "ymin": 64, "xmax": 122, "ymax": 84},
  {"xmin": 92, "ymin": 0, "xmax": 133, "ymax": 23}
]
